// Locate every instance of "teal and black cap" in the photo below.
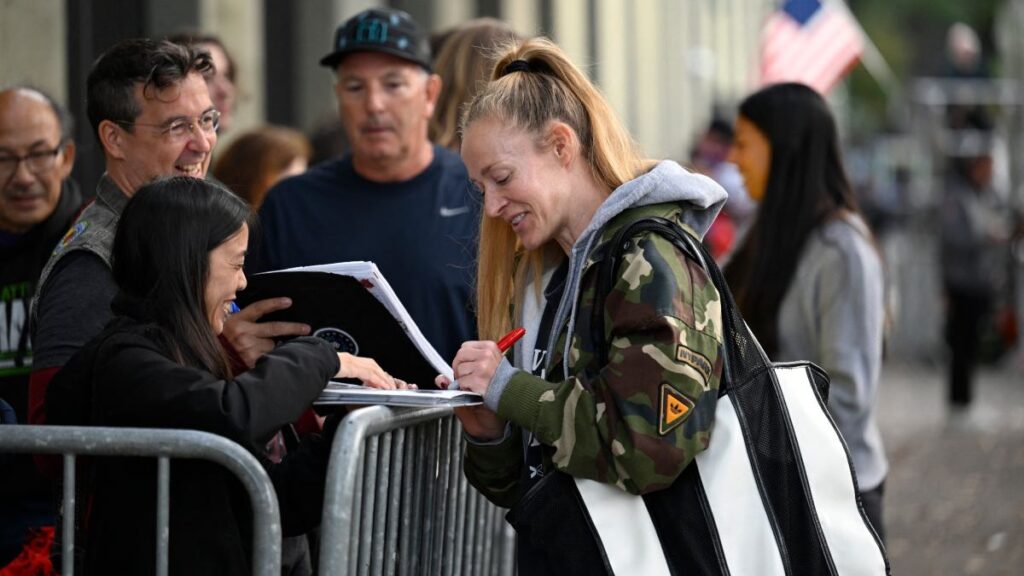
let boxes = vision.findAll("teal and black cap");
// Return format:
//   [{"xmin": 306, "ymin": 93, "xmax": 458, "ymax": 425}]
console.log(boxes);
[{"xmin": 320, "ymin": 8, "xmax": 431, "ymax": 71}]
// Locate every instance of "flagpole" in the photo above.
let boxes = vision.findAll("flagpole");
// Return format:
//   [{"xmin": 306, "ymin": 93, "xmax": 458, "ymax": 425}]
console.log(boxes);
[{"xmin": 830, "ymin": 0, "xmax": 904, "ymax": 114}]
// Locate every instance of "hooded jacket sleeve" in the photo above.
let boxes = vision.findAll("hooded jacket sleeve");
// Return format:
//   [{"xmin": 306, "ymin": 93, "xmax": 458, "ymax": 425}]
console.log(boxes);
[{"xmin": 462, "ymin": 425, "xmax": 525, "ymax": 508}]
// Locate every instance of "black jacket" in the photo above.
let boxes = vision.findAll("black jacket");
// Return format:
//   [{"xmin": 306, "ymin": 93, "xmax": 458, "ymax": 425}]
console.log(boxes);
[
  {"xmin": 0, "ymin": 179, "xmax": 83, "ymax": 540},
  {"xmin": 46, "ymin": 296, "xmax": 339, "ymax": 575}
]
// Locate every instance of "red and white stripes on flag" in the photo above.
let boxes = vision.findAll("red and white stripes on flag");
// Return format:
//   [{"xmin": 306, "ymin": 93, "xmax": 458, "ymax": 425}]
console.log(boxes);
[{"xmin": 760, "ymin": 0, "xmax": 864, "ymax": 94}]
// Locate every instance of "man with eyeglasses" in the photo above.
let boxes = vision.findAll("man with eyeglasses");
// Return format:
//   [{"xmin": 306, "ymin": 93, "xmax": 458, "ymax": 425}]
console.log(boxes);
[
  {"xmin": 29, "ymin": 39, "xmax": 309, "ymax": 430},
  {"xmin": 0, "ymin": 86, "xmax": 83, "ymax": 570}
]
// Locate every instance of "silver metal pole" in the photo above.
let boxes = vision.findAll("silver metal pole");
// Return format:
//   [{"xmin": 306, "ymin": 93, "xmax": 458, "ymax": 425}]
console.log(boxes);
[
  {"xmin": 62, "ymin": 453, "xmax": 75, "ymax": 576},
  {"xmin": 156, "ymin": 456, "xmax": 170, "ymax": 576},
  {"xmin": 0, "ymin": 426, "xmax": 281, "ymax": 576}
]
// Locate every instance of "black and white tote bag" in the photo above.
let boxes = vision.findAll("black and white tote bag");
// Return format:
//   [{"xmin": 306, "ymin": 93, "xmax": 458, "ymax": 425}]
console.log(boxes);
[{"xmin": 565, "ymin": 216, "xmax": 891, "ymax": 576}]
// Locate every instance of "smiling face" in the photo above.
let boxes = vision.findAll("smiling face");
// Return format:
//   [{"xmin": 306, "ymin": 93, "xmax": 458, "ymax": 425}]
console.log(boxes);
[
  {"xmin": 462, "ymin": 117, "xmax": 586, "ymax": 252},
  {"xmin": 334, "ymin": 52, "xmax": 439, "ymax": 181},
  {"xmin": 107, "ymin": 72, "xmax": 217, "ymax": 194},
  {"xmin": 204, "ymin": 223, "xmax": 248, "ymax": 335},
  {"xmin": 728, "ymin": 115, "xmax": 772, "ymax": 202}
]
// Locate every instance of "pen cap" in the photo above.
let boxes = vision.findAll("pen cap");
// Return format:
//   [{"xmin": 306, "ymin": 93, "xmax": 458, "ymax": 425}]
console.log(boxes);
[{"xmin": 497, "ymin": 327, "xmax": 526, "ymax": 352}]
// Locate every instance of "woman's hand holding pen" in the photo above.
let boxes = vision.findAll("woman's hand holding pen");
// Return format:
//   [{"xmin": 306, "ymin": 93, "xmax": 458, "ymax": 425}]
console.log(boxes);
[
  {"xmin": 336, "ymin": 352, "xmax": 414, "ymax": 390},
  {"xmin": 435, "ymin": 329, "xmax": 524, "ymax": 441},
  {"xmin": 447, "ymin": 341, "xmax": 503, "ymax": 396},
  {"xmin": 444, "ymin": 328, "xmax": 525, "ymax": 396},
  {"xmin": 437, "ymin": 343, "xmax": 506, "ymax": 440}
]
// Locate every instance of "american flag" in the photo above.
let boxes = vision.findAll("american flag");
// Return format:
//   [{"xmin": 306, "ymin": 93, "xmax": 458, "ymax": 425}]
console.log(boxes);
[{"xmin": 760, "ymin": 0, "xmax": 864, "ymax": 94}]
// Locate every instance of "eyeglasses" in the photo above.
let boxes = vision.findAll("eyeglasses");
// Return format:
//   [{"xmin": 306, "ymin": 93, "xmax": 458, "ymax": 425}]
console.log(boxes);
[
  {"xmin": 0, "ymin": 145, "xmax": 65, "ymax": 182},
  {"xmin": 116, "ymin": 109, "xmax": 220, "ymax": 141}
]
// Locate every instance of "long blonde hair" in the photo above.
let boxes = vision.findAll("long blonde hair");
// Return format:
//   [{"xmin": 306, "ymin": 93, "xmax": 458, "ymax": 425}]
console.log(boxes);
[
  {"xmin": 429, "ymin": 18, "xmax": 520, "ymax": 149},
  {"xmin": 460, "ymin": 37, "xmax": 649, "ymax": 340}
]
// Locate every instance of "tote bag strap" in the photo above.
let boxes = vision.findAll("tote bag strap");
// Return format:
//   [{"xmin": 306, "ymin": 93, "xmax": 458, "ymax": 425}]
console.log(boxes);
[{"xmin": 591, "ymin": 215, "xmax": 767, "ymax": 392}]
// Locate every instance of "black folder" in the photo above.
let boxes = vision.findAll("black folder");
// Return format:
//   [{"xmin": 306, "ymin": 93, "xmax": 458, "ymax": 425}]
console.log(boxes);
[{"xmin": 236, "ymin": 267, "xmax": 447, "ymax": 389}]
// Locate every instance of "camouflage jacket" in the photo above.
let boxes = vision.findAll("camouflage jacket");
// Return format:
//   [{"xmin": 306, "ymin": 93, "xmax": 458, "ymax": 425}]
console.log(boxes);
[{"xmin": 466, "ymin": 201, "xmax": 724, "ymax": 508}]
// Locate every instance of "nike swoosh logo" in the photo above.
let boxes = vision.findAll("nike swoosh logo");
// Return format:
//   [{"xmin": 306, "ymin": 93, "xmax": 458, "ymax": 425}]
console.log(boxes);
[{"xmin": 439, "ymin": 205, "xmax": 471, "ymax": 217}]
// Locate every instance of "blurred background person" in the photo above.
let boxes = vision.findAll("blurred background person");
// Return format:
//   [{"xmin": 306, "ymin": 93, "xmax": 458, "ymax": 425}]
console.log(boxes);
[
  {"xmin": 169, "ymin": 31, "xmax": 238, "ymax": 134},
  {"xmin": 429, "ymin": 17, "xmax": 520, "ymax": 150},
  {"xmin": 0, "ymin": 86, "xmax": 82, "ymax": 574},
  {"xmin": 213, "ymin": 125, "xmax": 312, "ymax": 209},
  {"xmin": 944, "ymin": 21, "xmax": 987, "ymax": 79},
  {"xmin": 687, "ymin": 117, "xmax": 755, "ymax": 261},
  {"xmin": 940, "ymin": 122, "xmax": 1015, "ymax": 409},
  {"xmin": 724, "ymin": 83, "xmax": 889, "ymax": 541}
]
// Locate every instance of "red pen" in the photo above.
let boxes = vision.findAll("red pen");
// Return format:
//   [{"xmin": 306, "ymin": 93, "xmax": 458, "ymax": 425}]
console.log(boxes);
[{"xmin": 496, "ymin": 327, "xmax": 526, "ymax": 353}]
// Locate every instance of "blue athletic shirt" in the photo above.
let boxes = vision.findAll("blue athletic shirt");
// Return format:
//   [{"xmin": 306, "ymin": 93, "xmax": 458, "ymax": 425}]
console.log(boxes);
[{"xmin": 251, "ymin": 145, "xmax": 479, "ymax": 365}]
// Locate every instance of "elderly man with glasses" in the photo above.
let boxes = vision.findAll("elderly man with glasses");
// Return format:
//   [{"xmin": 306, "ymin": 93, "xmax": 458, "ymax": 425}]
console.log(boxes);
[
  {"xmin": 0, "ymin": 86, "xmax": 83, "ymax": 570},
  {"xmin": 29, "ymin": 39, "xmax": 308, "ymax": 432}
]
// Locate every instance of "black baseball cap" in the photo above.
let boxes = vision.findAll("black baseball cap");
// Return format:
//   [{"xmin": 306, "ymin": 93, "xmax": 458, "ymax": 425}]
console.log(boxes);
[{"xmin": 319, "ymin": 8, "xmax": 431, "ymax": 71}]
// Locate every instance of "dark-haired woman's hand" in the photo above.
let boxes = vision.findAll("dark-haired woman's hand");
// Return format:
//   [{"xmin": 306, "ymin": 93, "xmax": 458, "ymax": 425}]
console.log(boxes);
[
  {"xmin": 336, "ymin": 353, "xmax": 415, "ymax": 390},
  {"xmin": 222, "ymin": 297, "xmax": 311, "ymax": 367}
]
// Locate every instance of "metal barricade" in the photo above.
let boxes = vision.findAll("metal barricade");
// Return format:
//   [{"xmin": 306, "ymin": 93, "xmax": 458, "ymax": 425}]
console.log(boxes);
[
  {"xmin": 0, "ymin": 425, "xmax": 281, "ymax": 576},
  {"xmin": 319, "ymin": 406, "xmax": 515, "ymax": 576}
]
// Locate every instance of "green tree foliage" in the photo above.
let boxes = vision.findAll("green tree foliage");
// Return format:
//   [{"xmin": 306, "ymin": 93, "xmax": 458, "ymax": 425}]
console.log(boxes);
[{"xmin": 848, "ymin": 0, "xmax": 1004, "ymax": 133}]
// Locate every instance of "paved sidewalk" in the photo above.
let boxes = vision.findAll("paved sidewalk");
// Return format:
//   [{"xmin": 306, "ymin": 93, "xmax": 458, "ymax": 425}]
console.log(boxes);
[{"xmin": 878, "ymin": 362, "xmax": 1024, "ymax": 575}]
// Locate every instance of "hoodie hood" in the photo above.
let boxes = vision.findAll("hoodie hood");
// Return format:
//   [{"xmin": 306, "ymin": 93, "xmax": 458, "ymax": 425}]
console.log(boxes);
[
  {"xmin": 576, "ymin": 160, "xmax": 727, "ymax": 254},
  {"xmin": 553, "ymin": 160, "xmax": 728, "ymax": 379}
]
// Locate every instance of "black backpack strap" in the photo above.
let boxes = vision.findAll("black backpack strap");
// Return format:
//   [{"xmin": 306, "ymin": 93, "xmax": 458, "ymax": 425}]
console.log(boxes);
[
  {"xmin": 590, "ymin": 216, "xmax": 703, "ymax": 368},
  {"xmin": 590, "ymin": 215, "xmax": 770, "ymax": 395}
]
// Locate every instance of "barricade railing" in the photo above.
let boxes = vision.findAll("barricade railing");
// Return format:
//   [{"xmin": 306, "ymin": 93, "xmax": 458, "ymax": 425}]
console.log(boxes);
[
  {"xmin": 0, "ymin": 425, "xmax": 281, "ymax": 576},
  {"xmin": 319, "ymin": 405, "xmax": 515, "ymax": 576}
]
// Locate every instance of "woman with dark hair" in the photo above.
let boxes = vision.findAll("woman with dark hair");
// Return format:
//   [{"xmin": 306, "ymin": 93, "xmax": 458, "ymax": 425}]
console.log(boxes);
[
  {"xmin": 45, "ymin": 177, "xmax": 402, "ymax": 574},
  {"xmin": 724, "ymin": 83, "xmax": 888, "ymax": 540}
]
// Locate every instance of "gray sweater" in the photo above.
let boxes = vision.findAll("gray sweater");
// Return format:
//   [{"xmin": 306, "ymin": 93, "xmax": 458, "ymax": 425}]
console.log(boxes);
[{"xmin": 776, "ymin": 214, "xmax": 888, "ymax": 491}]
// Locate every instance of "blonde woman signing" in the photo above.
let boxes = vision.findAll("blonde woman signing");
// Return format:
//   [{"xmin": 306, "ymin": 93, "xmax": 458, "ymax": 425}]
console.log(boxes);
[{"xmin": 435, "ymin": 38, "xmax": 728, "ymax": 574}]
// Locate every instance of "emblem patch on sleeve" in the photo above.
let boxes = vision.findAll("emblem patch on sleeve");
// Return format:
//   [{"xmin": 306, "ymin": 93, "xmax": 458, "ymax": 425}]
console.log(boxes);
[
  {"xmin": 52, "ymin": 221, "xmax": 89, "ymax": 257},
  {"xmin": 676, "ymin": 345, "xmax": 712, "ymax": 388},
  {"xmin": 659, "ymin": 383, "xmax": 694, "ymax": 435}
]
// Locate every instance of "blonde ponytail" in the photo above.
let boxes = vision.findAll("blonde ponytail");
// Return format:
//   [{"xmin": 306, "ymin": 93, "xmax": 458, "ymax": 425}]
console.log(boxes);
[{"xmin": 462, "ymin": 37, "xmax": 649, "ymax": 340}]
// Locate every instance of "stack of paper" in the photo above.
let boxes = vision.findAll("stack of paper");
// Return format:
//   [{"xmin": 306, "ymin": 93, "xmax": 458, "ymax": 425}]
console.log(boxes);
[{"xmin": 315, "ymin": 382, "xmax": 483, "ymax": 407}]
